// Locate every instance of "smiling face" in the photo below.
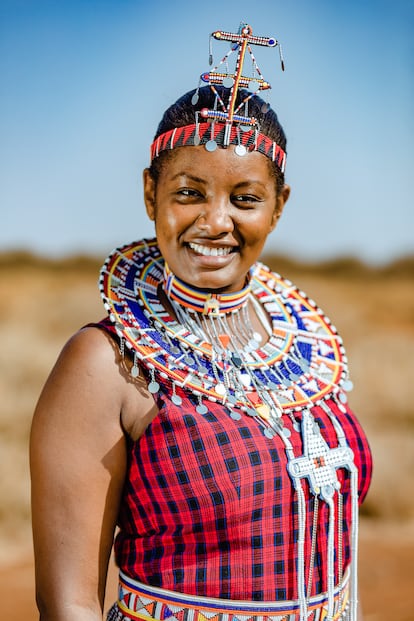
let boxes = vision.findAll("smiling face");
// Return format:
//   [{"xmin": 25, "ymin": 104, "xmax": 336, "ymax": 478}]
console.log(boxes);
[{"xmin": 144, "ymin": 146, "xmax": 290, "ymax": 293}]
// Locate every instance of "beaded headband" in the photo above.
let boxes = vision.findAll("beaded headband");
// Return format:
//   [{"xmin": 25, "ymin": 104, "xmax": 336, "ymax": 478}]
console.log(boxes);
[{"xmin": 150, "ymin": 23, "xmax": 286, "ymax": 171}]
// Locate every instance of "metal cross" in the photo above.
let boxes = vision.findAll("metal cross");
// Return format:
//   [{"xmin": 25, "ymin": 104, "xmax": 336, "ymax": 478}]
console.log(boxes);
[
  {"xmin": 287, "ymin": 409, "xmax": 355, "ymax": 501},
  {"xmin": 201, "ymin": 23, "xmax": 284, "ymax": 143}
]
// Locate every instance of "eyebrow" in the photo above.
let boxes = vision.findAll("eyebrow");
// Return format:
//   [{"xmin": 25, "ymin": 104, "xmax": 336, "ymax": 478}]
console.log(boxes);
[
  {"xmin": 170, "ymin": 172, "xmax": 267, "ymax": 190},
  {"xmin": 170, "ymin": 172, "xmax": 206, "ymax": 184},
  {"xmin": 233, "ymin": 180, "xmax": 267, "ymax": 190}
]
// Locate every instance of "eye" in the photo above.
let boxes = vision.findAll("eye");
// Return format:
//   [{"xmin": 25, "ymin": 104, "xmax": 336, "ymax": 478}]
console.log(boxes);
[
  {"xmin": 178, "ymin": 188, "xmax": 198, "ymax": 196},
  {"xmin": 176, "ymin": 188, "xmax": 203, "ymax": 201},
  {"xmin": 232, "ymin": 194, "xmax": 263, "ymax": 207}
]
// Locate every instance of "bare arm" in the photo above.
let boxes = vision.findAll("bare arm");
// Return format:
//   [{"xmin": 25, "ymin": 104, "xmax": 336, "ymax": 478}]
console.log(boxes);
[{"xmin": 30, "ymin": 327, "xmax": 150, "ymax": 620}]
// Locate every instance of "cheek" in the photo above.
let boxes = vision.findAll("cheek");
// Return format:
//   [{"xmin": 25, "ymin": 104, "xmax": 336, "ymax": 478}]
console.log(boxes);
[
  {"xmin": 154, "ymin": 208, "xmax": 176, "ymax": 235},
  {"xmin": 155, "ymin": 208, "xmax": 188, "ymax": 243},
  {"xmin": 239, "ymin": 210, "xmax": 277, "ymax": 242},
  {"xmin": 154, "ymin": 206, "xmax": 195, "ymax": 242}
]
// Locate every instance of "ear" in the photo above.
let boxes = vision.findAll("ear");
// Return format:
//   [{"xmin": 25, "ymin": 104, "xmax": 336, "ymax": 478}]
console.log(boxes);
[
  {"xmin": 143, "ymin": 168, "xmax": 156, "ymax": 221},
  {"xmin": 270, "ymin": 184, "xmax": 290, "ymax": 231}
]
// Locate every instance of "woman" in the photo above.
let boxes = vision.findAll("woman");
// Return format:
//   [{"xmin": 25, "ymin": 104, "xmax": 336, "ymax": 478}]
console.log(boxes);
[{"xmin": 31, "ymin": 24, "xmax": 372, "ymax": 621}]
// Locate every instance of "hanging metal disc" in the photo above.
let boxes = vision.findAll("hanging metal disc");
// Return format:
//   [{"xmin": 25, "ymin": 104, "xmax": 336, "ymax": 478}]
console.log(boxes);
[
  {"xmin": 205, "ymin": 140, "xmax": 218, "ymax": 152},
  {"xmin": 196, "ymin": 403, "xmax": 208, "ymax": 415},
  {"xmin": 148, "ymin": 381, "xmax": 160, "ymax": 394},
  {"xmin": 172, "ymin": 394, "xmax": 183, "ymax": 406},
  {"xmin": 222, "ymin": 76, "xmax": 234, "ymax": 88},
  {"xmin": 249, "ymin": 80, "xmax": 260, "ymax": 92}
]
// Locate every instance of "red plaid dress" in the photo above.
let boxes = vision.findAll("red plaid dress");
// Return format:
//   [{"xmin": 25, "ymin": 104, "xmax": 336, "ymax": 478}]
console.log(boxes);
[{"xmin": 113, "ymin": 379, "xmax": 372, "ymax": 601}]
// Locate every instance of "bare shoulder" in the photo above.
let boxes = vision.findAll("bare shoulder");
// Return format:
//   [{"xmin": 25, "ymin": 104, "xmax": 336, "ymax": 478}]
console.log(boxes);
[
  {"xmin": 33, "ymin": 325, "xmax": 157, "ymax": 441},
  {"xmin": 42, "ymin": 326, "xmax": 124, "ymax": 410},
  {"xmin": 59, "ymin": 324, "xmax": 122, "ymax": 374}
]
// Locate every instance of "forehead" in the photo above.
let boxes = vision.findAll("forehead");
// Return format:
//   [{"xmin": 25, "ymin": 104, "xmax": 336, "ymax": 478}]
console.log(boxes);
[{"xmin": 157, "ymin": 145, "xmax": 275, "ymax": 183}]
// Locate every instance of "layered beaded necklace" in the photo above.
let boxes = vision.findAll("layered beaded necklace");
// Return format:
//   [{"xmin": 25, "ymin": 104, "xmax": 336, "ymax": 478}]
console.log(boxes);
[
  {"xmin": 100, "ymin": 238, "xmax": 359, "ymax": 621},
  {"xmin": 100, "ymin": 238, "xmax": 355, "ymax": 429}
]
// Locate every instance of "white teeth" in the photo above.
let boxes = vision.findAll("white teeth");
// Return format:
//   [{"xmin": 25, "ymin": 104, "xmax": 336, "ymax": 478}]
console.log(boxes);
[{"xmin": 189, "ymin": 242, "xmax": 233, "ymax": 257}]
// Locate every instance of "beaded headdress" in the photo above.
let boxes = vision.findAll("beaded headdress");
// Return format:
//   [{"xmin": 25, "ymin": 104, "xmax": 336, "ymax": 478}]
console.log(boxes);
[{"xmin": 150, "ymin": 23, "xmax": 287, "ymax": 172}]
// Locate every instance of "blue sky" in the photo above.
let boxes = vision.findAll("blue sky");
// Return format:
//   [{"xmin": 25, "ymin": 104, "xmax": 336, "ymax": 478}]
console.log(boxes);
[{"xmin": 1, "ymin": 0, "xmax": 413, "ymax": 263}]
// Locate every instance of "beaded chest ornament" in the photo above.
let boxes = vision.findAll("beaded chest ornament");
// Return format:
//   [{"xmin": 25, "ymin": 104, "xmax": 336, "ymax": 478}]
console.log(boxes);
[
  {"xmin": 100, "ymin": 239, "xmax": 359, "ymax": 621},
  {"xmin": 150, "ymin": 23, "xmax": 286, "ymax": 171}
]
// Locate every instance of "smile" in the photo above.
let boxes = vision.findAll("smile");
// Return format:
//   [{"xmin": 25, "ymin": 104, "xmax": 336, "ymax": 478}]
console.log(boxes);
[{"xmin": 188, "ymin": 243, "xmax": 234, "ymax": 257}]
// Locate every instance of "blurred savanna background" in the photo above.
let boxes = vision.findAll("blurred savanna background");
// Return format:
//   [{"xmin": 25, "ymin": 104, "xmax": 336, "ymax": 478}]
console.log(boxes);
[
  {"xmin": 1, "ymin": 0, "xmax": 413, "ymax": 619},
  {"xmin": 1, "ymin": 251, "xmax": 413, "ymax": 620}
]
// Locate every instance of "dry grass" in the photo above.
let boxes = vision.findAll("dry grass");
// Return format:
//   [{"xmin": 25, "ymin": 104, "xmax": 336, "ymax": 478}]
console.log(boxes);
[{"xmin": 1, "ymin": 251, "xmax": 413, "ymax": 619}]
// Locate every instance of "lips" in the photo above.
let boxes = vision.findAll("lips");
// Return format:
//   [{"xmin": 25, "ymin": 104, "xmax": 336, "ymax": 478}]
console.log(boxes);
[{"xmin": 188, "ymin": 242, "xmax": 236, "ymax": 257}]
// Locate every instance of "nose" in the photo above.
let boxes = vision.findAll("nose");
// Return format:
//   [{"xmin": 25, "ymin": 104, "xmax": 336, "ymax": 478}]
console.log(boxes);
[{"xmin": 196, "ymin": 196, "xmax": 234, "ymax": 235}]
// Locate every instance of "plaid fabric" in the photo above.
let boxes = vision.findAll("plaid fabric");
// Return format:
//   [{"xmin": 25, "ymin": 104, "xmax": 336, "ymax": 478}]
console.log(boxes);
[{"xmin": 114, "ymin": 381, "xmax": 372, "ymax": 601}]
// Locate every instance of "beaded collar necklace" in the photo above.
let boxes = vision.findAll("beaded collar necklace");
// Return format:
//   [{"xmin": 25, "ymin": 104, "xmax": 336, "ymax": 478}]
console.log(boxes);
[
  {"xmin": 100, "ymin": 238, "xmax": 354, "ymax": 436},
  {"xmin": 163, "ymin": 262, "xmax": 252, "ymax": 315}
]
